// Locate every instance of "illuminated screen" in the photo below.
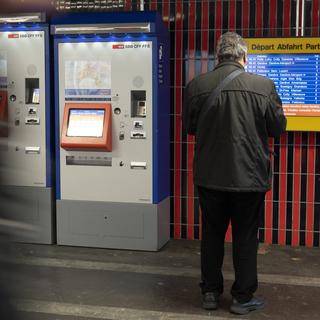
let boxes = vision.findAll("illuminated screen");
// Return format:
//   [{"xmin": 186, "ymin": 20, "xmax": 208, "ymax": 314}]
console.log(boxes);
[
  {"xmin": 67, "ymin": 109, "xmax": 105, "ymax": 137},
  {"xmin": 246, "ymin": 53, "xmax": 320, "ymax": 116},
  {"xmin": 32, "ymin": 88, "xmax": 40, "ymax": 104},
  {"xmin": 245, "ymin": 38, "xmax": 320, "ymax": 131}
]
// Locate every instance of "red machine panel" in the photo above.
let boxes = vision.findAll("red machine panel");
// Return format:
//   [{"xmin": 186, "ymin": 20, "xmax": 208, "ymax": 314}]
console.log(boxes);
[{"xmin": 61, "ymin": 103, "xmax": 112, "ymax": 151}]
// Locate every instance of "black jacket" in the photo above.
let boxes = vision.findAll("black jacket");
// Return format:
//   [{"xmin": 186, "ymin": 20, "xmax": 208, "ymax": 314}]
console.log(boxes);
[{"xmin": 183, "ymin": 61, "xmax": 287, "ymax": 192}]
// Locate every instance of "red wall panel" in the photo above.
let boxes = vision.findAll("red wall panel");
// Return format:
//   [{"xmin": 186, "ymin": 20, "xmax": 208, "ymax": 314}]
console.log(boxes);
[{"xmin": 162, "ymin": 0, "xmax": 319, "ymax": 247}]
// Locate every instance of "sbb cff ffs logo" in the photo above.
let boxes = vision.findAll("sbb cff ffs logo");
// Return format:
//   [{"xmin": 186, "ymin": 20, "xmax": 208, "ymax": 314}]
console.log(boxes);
[
  {"xmin": 112, "ymin": 43, "xmax": 151, "ymax": 49},
  {"xmin": 8, "ymin": 33, "xmax": 43, "ymax": 39}
]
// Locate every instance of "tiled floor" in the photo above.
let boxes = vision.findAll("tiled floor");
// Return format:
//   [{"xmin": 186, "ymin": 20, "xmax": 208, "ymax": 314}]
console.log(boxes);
[{"xmin": 1, "ymin": 240, "xmax": 320, "ymax": 319}]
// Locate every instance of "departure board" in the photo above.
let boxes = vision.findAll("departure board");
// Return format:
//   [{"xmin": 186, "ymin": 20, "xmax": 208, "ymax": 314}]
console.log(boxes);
[{"xmin": 246, "ymin": 38, "xmax": 320, "ymax": 131}]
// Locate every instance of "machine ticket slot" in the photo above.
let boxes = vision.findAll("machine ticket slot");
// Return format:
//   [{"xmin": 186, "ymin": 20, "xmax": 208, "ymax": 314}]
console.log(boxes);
[
  {"xmin": 61, "ymin": 103, "xmax": 112, "ymax": 151},
  {"xmin": 0, "ymin": 90, "xmax": 8, "ymax": 137},
  {"xmin": 130, "ymin": 161, "xmax": 147, "ymax": 169},
  {"xmin": 25, "ymin": 146, "xmax": 40, "ymax": 154}
]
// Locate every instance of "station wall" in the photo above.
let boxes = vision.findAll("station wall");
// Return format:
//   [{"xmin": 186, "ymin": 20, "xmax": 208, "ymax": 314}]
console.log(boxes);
[
  {"xmin": 1, "ymin": 0, "xmax": 319, "ymax": 247},
  {"xmin": 140, "ymin": 0, "xmax": 320, "ymax": 247}
]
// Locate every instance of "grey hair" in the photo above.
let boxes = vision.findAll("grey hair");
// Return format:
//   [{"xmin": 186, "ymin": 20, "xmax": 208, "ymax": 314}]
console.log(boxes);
[{"xmin": 215, "ymin": 32, "xmax": 247, "ymax": 63}]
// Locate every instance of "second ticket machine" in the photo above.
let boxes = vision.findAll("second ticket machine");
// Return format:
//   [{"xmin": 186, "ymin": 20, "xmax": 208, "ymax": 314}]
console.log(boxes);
[
  {"xmin": 52, "ymin": 12, "xmax": 170, "ymax": 250},
  {"xmin": 0, "ymin": 13, "xmax": 53, "ymax": 243}
]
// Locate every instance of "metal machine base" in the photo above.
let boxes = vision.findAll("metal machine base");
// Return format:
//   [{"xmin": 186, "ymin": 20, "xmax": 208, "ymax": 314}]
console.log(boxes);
[
  {"xmin": 0, "ymin": 186, "xmax": 54, "ymax": 244},
  {"xmin": 57, "ymin": 197, "xmax": 170, "ymax": 251}
]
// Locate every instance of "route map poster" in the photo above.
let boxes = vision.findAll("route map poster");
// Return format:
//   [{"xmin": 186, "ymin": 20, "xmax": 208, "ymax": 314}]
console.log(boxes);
[{"xmin": 65, "ymin": 60, "xmax": 111, "ymax": 98}]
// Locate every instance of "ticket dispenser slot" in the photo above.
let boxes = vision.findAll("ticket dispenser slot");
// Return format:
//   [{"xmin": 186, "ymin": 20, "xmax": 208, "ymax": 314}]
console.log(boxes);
[
  {"xmin": 61, "ymin": 103, "xmax": 112, "ymax": 151},
  {"xmin": 25, "ymin": 78, "xmax": 40, "ymax": 104},
  {"xmin": 131, "ymin": 90, "xmax": 146, "ymax": 117},
  {"xmin": 0, "ymin": 90, "xmax": 8, "ymax": 137}
]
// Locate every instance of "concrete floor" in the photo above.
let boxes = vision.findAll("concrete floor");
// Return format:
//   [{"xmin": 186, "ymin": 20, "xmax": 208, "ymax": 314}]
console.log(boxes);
[{"xmin": 2, "ymin": 240, "xmax": 320, "ymax": 319}]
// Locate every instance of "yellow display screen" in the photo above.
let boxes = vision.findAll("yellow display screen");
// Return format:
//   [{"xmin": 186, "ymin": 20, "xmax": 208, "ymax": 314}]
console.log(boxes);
[{"xmin": 245, "ymin": 37, "xmax": 320, "ymax": 131}]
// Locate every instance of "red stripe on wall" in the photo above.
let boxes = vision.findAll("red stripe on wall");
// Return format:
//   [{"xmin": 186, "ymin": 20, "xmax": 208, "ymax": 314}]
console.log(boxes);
[
  {"xmin": 306, "ymin": 133, "xmax": 316, "ymax": 247},
  {"xmin": 125, "ymin": 0, "xmax": 132, "ymax": 11},
  {"xmin": 265, "ymin": 192, "xmax": 273, "ymax": 244},
  {"xmin": 312, "ymin": 0, "xmax": 319, "ymax": 36},
  {"xmin": 201, "ymin": 1, "xmax": 209, "ymax": 74},
  {"xmin": 150, "ymin": 0, "xmax": 157, "ymax": 11},
  {"xmin": 187, "ymin": 0, "xmax": 196, "ymax": 240},
  {"xmin": 265, "ymin": 139, "xmax": 274, "ymax": 244},
  {"xmin": 215, "ymin": 1, "xmax": 222, "ymax": 41},
  {"xmin": 174, "ymin": 2, "xmax": 183, "ymax": 239},
  {"xmin": 228, "ymin": 0, "xmax": 236, "ymax": 31},
  {"xmin": 283, "ymin": 0, "xmax": 291, "ymax": 37},
  {"xmin": 269, "ymin": 0, "xmax": 277, "ymax": 37},
  {"xmin": 242, "ymin": 0, "xmax": 249, "ymax": 37},
  {"xmin": 255, "ymin": 0, "xmax": 263, "ymax": 37},
  {"xmin": 292, "ymin": 132, "xmax": 302, "ymax": 246},
  {"xmin": 162, "ymin": 0, "xmax": 170, "ymax": 28},
  {"xmin": 187, "ymin": 170, "xmax": 194, "ymax": 239},
  {"xmin": 278, "ymin": 134, "xmax": 288, "ymax": 245}
]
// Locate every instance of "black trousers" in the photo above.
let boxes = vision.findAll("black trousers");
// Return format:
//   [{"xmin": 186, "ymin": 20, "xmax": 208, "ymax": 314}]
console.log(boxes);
[{"xmin": 198, "ymin": 186, "xmax": 266, "ymax": 303}]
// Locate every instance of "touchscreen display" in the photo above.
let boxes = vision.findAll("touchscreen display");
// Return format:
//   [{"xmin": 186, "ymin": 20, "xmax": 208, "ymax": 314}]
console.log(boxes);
[{"xmin": 67, "ymin": 109, "xmax": 105, "ymax": 137}]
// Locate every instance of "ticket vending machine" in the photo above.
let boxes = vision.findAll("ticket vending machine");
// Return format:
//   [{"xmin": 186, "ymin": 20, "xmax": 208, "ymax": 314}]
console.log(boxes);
[
  {"xmin": 52, "ymin": 12, "xmax": 170, "ymax": 251},
  {"xmin": 0, "ymin": 13, "xmax": 54, "ymax": 243}
]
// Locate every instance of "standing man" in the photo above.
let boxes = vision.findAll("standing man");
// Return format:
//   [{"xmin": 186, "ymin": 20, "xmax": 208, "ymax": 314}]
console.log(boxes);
[{"xmin": 183, "ymin": 32, "xmax": 286, "ymax": 315}]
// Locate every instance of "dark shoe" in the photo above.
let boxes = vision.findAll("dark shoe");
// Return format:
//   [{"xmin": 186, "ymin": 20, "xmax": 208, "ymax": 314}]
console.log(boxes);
[
  {"xmin": 230, "ymin": 296, "xmax": 265, "ymax": 315},
  {"xmin": 202, "ymin": 292, "xmax": 219, "ymax": 310}
]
